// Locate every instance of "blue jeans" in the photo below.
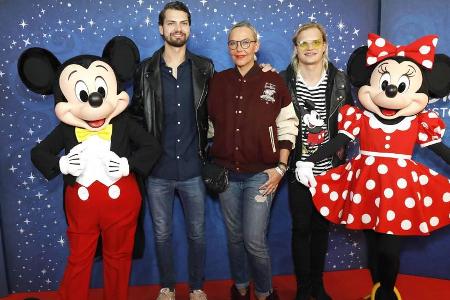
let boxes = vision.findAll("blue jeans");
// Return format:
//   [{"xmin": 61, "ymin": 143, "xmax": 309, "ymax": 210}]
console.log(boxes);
[
  {"xmin": 146, "ymin": 176, "xmax": 206, "ymax": 290},
  {"xmin": 219, "ymin": 172, "xmax": 274, "ymax": 298}
]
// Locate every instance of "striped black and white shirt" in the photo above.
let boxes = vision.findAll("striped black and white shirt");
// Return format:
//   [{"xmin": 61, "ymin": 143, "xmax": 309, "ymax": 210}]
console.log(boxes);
[{"xmin": 296, "ymin": 72, "xmax": 333, "ymax": 175}]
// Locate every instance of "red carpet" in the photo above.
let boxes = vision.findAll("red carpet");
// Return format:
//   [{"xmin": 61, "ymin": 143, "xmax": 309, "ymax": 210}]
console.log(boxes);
[{"xmin": 2, "ymin": 269, "xmax": 449, "ymax": 300}]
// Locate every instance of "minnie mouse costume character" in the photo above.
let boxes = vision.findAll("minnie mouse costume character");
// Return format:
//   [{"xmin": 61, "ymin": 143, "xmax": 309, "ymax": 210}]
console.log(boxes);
[
  {"xmin": 295, "ymin": 34, "xmax": 450, "ymax": 300},
  {"xmin": 18, "ymin": 36, "xmax": 161, "ymax": 300}
]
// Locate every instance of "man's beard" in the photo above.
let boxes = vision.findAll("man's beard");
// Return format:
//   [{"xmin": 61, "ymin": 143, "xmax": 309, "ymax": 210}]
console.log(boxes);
[{"xmin": 164, "ymin": 32, "xmax": 188, "ymax": 47}]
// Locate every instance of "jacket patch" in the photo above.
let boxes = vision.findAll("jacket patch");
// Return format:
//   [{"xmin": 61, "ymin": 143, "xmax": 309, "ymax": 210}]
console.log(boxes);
[{"xmin": 260, "ymin": 82, "xmax": 276, "ymax": 103}]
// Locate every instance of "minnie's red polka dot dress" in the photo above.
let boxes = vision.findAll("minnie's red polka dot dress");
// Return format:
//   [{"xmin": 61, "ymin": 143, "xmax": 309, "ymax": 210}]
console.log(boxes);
[{"xmin": 311, "ymin": 105, "xmax": 450, "ymax": 236}]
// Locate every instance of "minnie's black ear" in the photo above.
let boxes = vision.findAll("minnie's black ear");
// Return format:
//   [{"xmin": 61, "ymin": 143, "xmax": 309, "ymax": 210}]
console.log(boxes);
[
  {"xmin": 102, "ymin": 36, "xmax": 140, "ymax": 82},
  {"xmin": 346, "ymin": 46, "xmax": 372, "ymax": 87},
  {"xmin": 425, "ymin": 54, "xmax": 450, "ymax": 98},
  {"xmin": 17, "ymin": 48, "xmax": 61, "ymax": 95}
]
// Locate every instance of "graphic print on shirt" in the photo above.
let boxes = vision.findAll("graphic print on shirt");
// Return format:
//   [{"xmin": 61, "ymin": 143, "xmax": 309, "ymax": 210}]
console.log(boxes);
[{"xmin": 260, "ymin": 82, "xmax": 277, "ymax": 103}]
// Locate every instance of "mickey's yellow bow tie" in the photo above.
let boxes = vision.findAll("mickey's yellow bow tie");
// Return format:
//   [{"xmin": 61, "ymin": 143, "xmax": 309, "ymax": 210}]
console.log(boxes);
[{"xmin": 75, "ymin": 124, "xmax": 113, "ymax": 142}]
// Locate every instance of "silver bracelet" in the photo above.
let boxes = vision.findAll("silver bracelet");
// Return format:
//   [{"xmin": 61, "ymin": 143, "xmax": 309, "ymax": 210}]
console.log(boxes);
[{"xmin": 275, "ymin": 166, "xmax": 285, "ymax": 176}]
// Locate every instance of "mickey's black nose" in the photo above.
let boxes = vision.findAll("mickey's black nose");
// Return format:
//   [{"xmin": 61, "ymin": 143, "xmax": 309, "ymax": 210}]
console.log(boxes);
[
  {"xmin": 88, "ymin": 92, "xmax": 103, "ymax": 107},
  {"xmin": 385, "ymin": 84, "xmax": 398, "ymax": 98}
]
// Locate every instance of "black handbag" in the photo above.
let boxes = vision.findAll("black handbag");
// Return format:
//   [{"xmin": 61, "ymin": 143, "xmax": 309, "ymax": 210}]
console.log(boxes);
[{"xmin": 201, "ymin": 161, "xmax": 229, "ymax": 194}]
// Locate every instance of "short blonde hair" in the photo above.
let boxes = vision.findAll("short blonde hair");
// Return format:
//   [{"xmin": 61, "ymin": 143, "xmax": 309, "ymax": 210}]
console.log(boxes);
[
  {"xmin": 228, "ymin": 21, "xmax": 259, "ymax": 41},
  {"xmin": 291, "ymin": 22, "xmax": 329, "ymax": 74}
]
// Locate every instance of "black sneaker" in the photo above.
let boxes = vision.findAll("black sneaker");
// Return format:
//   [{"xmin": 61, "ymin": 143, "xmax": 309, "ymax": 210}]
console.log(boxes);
[
  {"xmin": 266, "ymin": 289, "xmax": 280, "ymax": 300},
  {"xmin": 295, "ymin": 284, "xmax": 312, "ymax": 300},
  {"xmin": 231, "ymin": 284, "xmax": 250, "ymax": 300}
]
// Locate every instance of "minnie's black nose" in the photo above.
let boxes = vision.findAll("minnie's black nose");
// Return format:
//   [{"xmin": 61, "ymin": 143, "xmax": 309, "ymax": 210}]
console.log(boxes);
[
  {"xmin": 88, "ymin": 92, "xmax": 103, "ymax": 107},
  {"xmin": 385, "ymin": 84, "xmax": 398, "ymax": 98}
]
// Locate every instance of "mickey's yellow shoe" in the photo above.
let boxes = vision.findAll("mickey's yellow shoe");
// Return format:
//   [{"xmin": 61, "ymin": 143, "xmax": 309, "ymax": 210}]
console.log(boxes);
[{"xmin": 370, "ymin": 282, "xmax": 402, "ymax": 300}]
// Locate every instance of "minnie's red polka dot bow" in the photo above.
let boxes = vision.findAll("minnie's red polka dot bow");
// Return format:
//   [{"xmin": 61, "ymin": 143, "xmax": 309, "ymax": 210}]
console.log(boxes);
[{"xmin": 366, "ymin": 33, "xmax": 438, "ymax": 69}]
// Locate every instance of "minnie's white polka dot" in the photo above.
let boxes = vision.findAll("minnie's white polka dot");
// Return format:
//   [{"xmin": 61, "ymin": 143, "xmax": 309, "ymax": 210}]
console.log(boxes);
[
  {"xmin": 320, "ymin": 206, "xmax": 330, "ymax": 216},
  {"xmin": 401, "ymin": 220, "xmax": 412, "ymax": 230},
  {"xmin": 424, "ymin": 196, "xmax": 433, "ymax": 207},
  {"xmin": 347, "ymin": 171, "xmax": 353, "ymax": 181},
  {"xmin": 331, "ymin": 173, "xmax": 340, "ymax": 180},
  {"xmin": 330, "ymin": 191, "xmax": 338, "ymax": 201},
  {"xmin": 376, "ymin": 217, "xmax": 380, "ymax": 226},
  {"xmin": 366, "ymin": 179, "xmax": 376, "ymax": 190},
  {"xmin": 338, "ymin": 210, "xmax": 343, "ymax": 218},
  {"xmin": 430, "ymin": 217, "xmax": 439, "ymax": 227},
  {"xmin": 397, "ymin": 178, "xmax": 407, "ymax": 189},
  {"xmin": 375, "ymin": 37, "xmax": 386, "ymax": 47},
  {"xmin": 419, "ymin": 45, "xmax": 431, "ymax": 54},
  {"xmin": 377, "ymin": 164, "xmax": 388, "ymax": 174},
  {"xmin": 342, "ymin": 190, "xmax": 348, "ymax": 199},
  {"xmin": 419, "ymin": 175, "xmax": 429, "ymax": 185},
  {"xmin": 321, "ymin": 184, "xmax": 330, "ymax": 193},
  {"xmin": 417, "ymin": 192, "xmax": 421, "ymax": 200},
  {"xmin": 355, "ymin": 154, "xmax": 362, "ymax": 160},
  {"xmin": 384, "ymin": 188, "xmax": 394, "ymax": 198},
  {"xmin": 367, "ymin": 56, "xmax": 378, "ymax": 65},
  {"xmin": 387, "ymin": 210, "xmax": 396, "ymax": 221},
  {"xmin": 355, "ymin": 169, "xmax": 361, "ymax": 179},
  {"xmin": 387, "ymin": 231, "xmax": 394, "ymax": 235},
  {"xmin": 428, "ymin": 112, "xmax": 438, "ymax": 118},
  {"xmin": 352, "ymin": 127, "xmax": 360, "ymax": 136},
  {"xmin": 356, "ymin": 113, "xmax": 362, "ymax": 120},
  {"xmin": 404, "ymin": 197, "xmax": 415, "ymax": 208},
  {"xmin": 346, "ymin": 107, "xmax": 355, "ymax": 115},
  {"xmin": 443, "ymin": 192, "xmax": 450, "ymax": 203},
  {"xmin": 345, "ymin": 162, "xmax": 352, "ymax": 171},
  {"xmin": 422, "ymin": 60, "xmax": 433, "ymax": 69},
  {"xmin": 432, "ymin": 38, "xmax": 438, "ymax": 46},
  {"xmin": 347, "ymin": 214, "xmax": 354, "ymax": 224},
  {"xmin": 338, "ymin": 113, "xmax": 343, "ymax": 122},
  {"xmin": 397, "ymin": 51, "xmax": 405, "ymax": 56},
  {"xmin": 378, "ymin": 51, "xmax": 388, "ymax": 57},
  {"xmin": 374, "ymin": 197, "xmax": 380, "ymax": 208},
  {"xmin": 429, "ymin": 169, "xmax": 438, "ymax": 176},
  {"xmin": 418, "ymin": 132, "xmax": 428, "ymax": 141},
  {"xmin": 344, "ymin": 121, "xmax": 351, "ymax": 130},
  {"xmin": 362, "ymin": 214, "xmax": 371, "ymax": 224},
  {"xmin": 419, "ymin": 222, "xmax": 429, "ymax": 233},
  {"xmin": 365, "ymin": 156, "xmax": 375, "ymax": 166},
  {"xmin": 397, "ymin": 159, "xmax": 407, "ymax": 167},
  {"xmin": 411, "ymin": 171, "xmax": 418, "ymax": 182},
  {"xmin": 352, "ymin": 193, "xmax": 362, "ymax": 204}
]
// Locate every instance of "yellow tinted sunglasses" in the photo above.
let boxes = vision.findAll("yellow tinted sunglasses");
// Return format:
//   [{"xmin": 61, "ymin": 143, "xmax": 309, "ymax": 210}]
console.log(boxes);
[{"xmin": 296, "ymin": 39, "xmax": 323, "ymax": 50}]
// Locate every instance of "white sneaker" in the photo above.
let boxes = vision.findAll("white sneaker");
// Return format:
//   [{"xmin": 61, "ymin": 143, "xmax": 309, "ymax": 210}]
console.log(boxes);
[
  {"xmin": 156, "ymin": 288, "xmax": 175, "ymax": 300},
  {"xmin": 189, "ymin": 289, "xmax": 207, "ymax": 300}
]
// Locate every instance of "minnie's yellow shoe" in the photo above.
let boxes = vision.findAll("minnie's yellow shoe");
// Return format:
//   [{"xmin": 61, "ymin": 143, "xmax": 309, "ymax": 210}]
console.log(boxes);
[{"xmin": 370, "ymin": 282, "xmax": 402, "ymax": 300}]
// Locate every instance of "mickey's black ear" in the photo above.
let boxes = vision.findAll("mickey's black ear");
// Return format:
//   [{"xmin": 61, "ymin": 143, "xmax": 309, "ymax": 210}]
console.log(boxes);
[
  {"xmin": 426, "ymin": 54, "xmax": 450, "ymax": 98},
  {"xmin": 17, "ymin": 48, "xmax": 61, "ymax": 95},
  {"xmin": 102, "ymin": 36, "xmax": 140, "ymax": 82},
  {"xmin": 346, "ymin": 46, "xmax": 371, "ymax": 87}
]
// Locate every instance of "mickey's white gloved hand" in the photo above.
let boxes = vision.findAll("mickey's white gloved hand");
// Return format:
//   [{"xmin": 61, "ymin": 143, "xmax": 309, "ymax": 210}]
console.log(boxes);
[
  {"xmin": 295, "ymin": 161, "xmax": 317, "ymax": 188},
  {"xmin": 59, "ymin": 143, "xmax": 87, "ymax": 177},
  {"xmin": 102, "ymin": 151, "xmax": 129, "ymax": 180}
]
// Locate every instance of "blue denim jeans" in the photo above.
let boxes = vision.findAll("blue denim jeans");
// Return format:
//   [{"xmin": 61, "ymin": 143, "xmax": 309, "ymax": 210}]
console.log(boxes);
[
  {"xmin": 219, "ymin": 171, "xmax": 274, "ymax": 298},
  {"xmin": 146, "ymin": 176, "xmax": 206, "ymax": 290}
]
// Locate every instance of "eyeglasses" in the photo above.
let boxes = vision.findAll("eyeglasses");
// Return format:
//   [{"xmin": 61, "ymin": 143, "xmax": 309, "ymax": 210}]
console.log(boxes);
[
  {"xmin": 296, "ymin": 39, "xmax": 323, "ymax": 50},
  {"xmin": 227, "ymin": 39, "xmax": 257, "ymax": 50}
]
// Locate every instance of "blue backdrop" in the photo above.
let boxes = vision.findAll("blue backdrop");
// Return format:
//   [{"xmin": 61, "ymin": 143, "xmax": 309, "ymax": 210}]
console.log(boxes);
[{"xmin": 0, "ymin": 0, "xmax": 448, "ymax": 296}]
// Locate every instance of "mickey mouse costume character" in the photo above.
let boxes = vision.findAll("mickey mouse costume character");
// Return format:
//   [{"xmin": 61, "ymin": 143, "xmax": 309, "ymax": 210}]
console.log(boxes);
[
  {"xmin": 295, "ymin": 34, "xmax": 450, "ymax": 300},
  {"xmin": 18, "ymin": 36, "xmax": 161, "ymax": 300}
]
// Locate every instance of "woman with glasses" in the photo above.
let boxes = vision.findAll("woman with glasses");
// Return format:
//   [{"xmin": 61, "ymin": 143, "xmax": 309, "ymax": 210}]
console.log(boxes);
[
  {"xmin": 207, "ymin": 21, "xmax": 298, "ymax": 300},
  {"xmin": 280, "ymin": 23, "xmax": 353, "ymax": 300}
]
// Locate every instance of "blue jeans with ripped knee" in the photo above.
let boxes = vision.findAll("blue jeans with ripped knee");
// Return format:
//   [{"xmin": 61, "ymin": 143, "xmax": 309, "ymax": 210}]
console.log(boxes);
[{"xmin": 218, "ymin": 171, "xmax": 274, "ymax": 298}]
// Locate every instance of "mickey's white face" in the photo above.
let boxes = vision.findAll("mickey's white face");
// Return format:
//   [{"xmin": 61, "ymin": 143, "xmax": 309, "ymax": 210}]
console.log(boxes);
[
  {"xmin": 358, "ymin": 59, "xmax": 428, "ymax": 119},
  {"xmin": 55, "ymin": 60, "xmax": 129, "ymax": 131}
]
